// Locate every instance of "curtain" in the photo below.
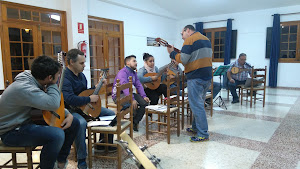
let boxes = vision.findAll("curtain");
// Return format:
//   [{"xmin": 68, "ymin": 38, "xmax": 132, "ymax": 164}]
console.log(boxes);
[
  {"xmin": 195, "ymin": 22, "xmax": 204, "ymax": 34},
  {"xmin": 224, "ymin": 19, "xmax": 232, "ymax": 65},
  {"xmin": 269, "ymin": 14, "xmax": 280, "ymax": 87}
]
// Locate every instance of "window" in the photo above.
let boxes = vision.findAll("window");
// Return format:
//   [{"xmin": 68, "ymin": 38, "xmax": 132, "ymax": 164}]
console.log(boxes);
[
  {"xmin": 265, "ymin": 21, "xmax": 300, "ymax": 62},
  {"xmin": 203, "ymin": 27, "xmax": 237, "ymax": 62}
]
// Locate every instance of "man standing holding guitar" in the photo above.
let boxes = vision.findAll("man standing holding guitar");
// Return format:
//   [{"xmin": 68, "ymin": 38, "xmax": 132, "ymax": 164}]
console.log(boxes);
[
  {"xmin": 62, "ymin": 49, "xmax": 116, "ymax": 169},
  {"xmin": 166, "ymin": 25, "xmax": 212, "ymax": 142},
  {"xmin": 0, "ymin": 55, "xmax": 79, "ymax": 169},
  {"xmin": 227, "ymin": 53, "xmax": 252, "ymax": 104}
]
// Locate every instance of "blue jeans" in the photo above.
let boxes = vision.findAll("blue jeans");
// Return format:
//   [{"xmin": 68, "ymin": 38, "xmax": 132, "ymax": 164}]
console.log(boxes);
[
  {"xmin": 0, "ymin": 118, "xmax": 80, "ymax": 169},
  {"xmin": 72, "ymin": 107, "xmax": 115, "ymax": 160},
  {"xmin": 228, "ymin": 80, "xmax": 246, "ymax": 101},
  {"xmin": 187, "ymin": 78, "xmax": 211, "ymax": 138}
]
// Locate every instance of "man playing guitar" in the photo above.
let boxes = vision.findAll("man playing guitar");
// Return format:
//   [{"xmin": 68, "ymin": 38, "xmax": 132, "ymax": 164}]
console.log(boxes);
[
  {"xmin": 227, "ymin": 53, "xmax": 252, "ymax": 104},
  {"xmin": 62, "ymin": 49, "xmax": 117, "ymax": 169},
  {"xmin": 0, "ymin": 55, "xmax": 79, "ymax": 169}
]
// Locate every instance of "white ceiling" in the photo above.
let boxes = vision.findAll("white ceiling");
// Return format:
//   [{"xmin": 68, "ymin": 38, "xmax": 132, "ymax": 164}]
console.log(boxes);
[{"xmin": 151, "ymin": 0, "xmax": 300, "ymax": 19}]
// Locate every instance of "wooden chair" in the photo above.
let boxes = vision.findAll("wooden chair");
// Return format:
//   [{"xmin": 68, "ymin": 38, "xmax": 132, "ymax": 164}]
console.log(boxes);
[
  {"xmin": 145, "ymin": 74, "xmax": 180, "ymax": 144},
  {"xmin": 87, "ymin": 77, "xmax": 133, "ymax": 169},
  {"xmin": 240, "ymin": 66, "xmax": 267, "ymax": 108},
  {"xmin": 105, "ymin": 75, "xmax": 117, "ymax": 109},
  {"xmin": 179, "ymin": 72, "xmax": 191, "ymax": 129},
  {"xmin": 0, "ymin": 141, "xmax": 39, "ymax": 169}
]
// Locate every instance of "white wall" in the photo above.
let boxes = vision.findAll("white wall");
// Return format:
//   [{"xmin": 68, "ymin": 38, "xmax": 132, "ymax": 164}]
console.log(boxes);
[
  {"xmin": 88, "ymin": 0, "xmax": 177, "ymax": 70},
  {"xmin": 176, "ymin": 5, "xmax": 300, "ymax": 88}
]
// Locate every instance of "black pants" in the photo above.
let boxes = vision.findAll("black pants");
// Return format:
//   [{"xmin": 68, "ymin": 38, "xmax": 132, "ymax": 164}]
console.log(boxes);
[
  {"xmin": 144, "ymin": 84, "xmax": 167, "ymax": 105},
  {"xmin": 132, "ymin": 93, "xmax": 148, "ymax": 125}
]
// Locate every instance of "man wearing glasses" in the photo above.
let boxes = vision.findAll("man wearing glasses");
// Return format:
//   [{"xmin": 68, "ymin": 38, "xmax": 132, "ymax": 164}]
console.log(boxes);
[
  {"xmin": 227, "ymin": 53, "xmax": 252, "ymax": 103},
  {"xmin": 167, "ymin": 25, "xmax": 212, "ymax": 142}
]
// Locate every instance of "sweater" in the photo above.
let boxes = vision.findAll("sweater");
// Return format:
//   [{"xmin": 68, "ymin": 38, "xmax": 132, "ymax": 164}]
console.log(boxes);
[{"xmin": 170, "ymin": 31, "xmax": 212, "ymax": 80}]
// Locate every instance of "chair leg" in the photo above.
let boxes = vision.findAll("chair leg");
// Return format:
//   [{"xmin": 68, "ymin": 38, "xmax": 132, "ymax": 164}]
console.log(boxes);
[
  {"xmin": 146, "ymin": 111, "xmax": 149, "ymax": 140},
  {"xmin": 250, "ymin": 90, "xmax": 253, "ymax": 108},
  {"xmin": 181, "ymin": 103, "xmax": 184, "ymax": 130},
  {"xmin": 27, "ymin": 148, "xmax": 33, "ymax": 169},
  {"xmin": 167, "ymin": 114, "xmax": 170, "ymax": 144},
  {"xmin": 12, "ymin": 152, "xmax": 17, "ymax": 169},
  {"xmin": 117, "ymin": 145, "xmax": 122, "ymax": 169},
  {"xmin": 210, "ymin": 99, "xmax": 213, "ymax": 117},
  {"xmin": 263, "ymin": 89, "xmax": 266, "ymax": 107},
  {"xmin": 177, "ymin": 111, "xmax": 180, "ymax": 137},
  {"xmin": 87, "ymin": 127, "xmax": 92, "ymax": 169},
  {"xmin": 158, "ymin": 114, "xmax": 161, "ymax": 132}
]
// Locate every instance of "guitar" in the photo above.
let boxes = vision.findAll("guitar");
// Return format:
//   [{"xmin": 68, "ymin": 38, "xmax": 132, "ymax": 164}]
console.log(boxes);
[
  {"xmin": 78, "ymin": 68, "xmax": 109, "ymax": 118},
  {"xmin": 231, "ymin": 67, "xmax": 251, "ymax": 74},
  {"xmin": 144, "ymin": 62, "xmax": 175, "ymax": 90},
  {"xmin": 155, "ymin": 38, "xmax": 181, "ymax": 53},
  {"xmin": 42, "ymin": 51, "xmax": 67, "ymax": 128}
]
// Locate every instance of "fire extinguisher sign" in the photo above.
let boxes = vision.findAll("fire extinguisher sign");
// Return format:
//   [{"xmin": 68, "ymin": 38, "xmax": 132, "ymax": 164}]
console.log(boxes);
[{"xmin": 78, "ymin": 22, "xmax": 84, "ymax": 34}]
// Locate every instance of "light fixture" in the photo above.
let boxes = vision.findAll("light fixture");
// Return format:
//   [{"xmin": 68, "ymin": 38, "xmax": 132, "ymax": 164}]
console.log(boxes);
[{"xmin": 24, "ymin": 29, "xmax": 30, "ymax": 33}]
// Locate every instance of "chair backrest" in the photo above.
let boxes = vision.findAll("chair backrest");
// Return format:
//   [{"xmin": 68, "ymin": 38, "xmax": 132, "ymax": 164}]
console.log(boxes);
[
  {"xmin": 105, "ymin": 75, "xmax": 116, "ymax": 107},
  {"xmin": 166, "ymin": 73, "xmax": 180, "ymax": 109},
  {"xmin": 115, "ymin": 76, "xmax": 133, "ymax": 139},
  {"xmin": 250, "ymin": 66, "xmax": 267, "ymax": 88}
]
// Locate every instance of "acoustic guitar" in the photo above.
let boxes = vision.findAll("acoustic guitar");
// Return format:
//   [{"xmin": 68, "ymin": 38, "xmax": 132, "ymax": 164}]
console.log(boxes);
[
  {"xmin": 42, "ymin": 51, "xmax": 67, "ymax": 128},
  {"xmin": 155, "ymin": 38, "xmax": 181, "ymax": 53},
  {"xmin": 144, "ymin": 62, "xmax": 175, "ymax": 90},
  {"xmin": 78, "ymin": 68, "xmax": 109, "ymax": 118},
  {"xmin": 231, "ymin": 67, "xmax": 251, "ymax": 74}
]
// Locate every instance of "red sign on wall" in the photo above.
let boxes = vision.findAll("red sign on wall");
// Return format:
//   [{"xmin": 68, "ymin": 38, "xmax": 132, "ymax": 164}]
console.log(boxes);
[{"xmin": 78, "ymin": 22, "xmax": 84, "ymax": 34}]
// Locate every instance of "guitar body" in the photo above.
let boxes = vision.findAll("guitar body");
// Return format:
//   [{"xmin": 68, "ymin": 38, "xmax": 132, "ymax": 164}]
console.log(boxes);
[
  {"xmin": 78, "ymin": 89, "xmax": 101, "ymax": 118},
  {"xmin": 231, "ymin": 66, "xmax": 251, "ymax": 74},
  {"xmin": 42, "ymin": 94, "xmax": 65, "ymax": 128},
  {"xmin": 231, "ymin": 67, "xmax": 240, "ymax": 74},
  {"xmin": 144, "ymin": 73, "xmax": 161, "ymax": 90}
]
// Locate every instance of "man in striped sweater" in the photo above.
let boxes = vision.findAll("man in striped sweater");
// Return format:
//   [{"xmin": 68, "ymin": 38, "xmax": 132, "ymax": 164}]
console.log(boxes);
[{"xmin": 167, "ymin": 25, "xmax": 212, "ymax": 142}]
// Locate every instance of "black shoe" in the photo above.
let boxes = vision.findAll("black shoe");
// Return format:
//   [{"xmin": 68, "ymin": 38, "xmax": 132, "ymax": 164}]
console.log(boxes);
[
  {"xmin": 95, "ymin": 145, "xmax": 117, "ymax": 153},
  {"xmin": 231, "ymin": 100, "xmax": 239, "ymax": 104},
  {"xmin": 133, "ymin": 123, "xmax": 139, "ymax": 132}
]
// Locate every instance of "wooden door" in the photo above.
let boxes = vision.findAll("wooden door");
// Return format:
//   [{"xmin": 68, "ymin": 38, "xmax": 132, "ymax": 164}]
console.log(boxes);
[
  {"xmin": 0, "ymin": 1, "xmax": 68, "ymax": 87},
  {"xmin": 2, "ymin": 23, "xmax": 38, "ymax": 83},
  {"xmin": 88, "ymin": 16, "xmax": 124, "ymax": 88}
]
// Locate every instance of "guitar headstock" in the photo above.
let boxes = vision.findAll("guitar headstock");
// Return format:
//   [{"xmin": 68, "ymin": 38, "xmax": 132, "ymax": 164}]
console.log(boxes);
[
  {"xmin": 155, "ymin": 37, "xmax": 169, "ymax": 47},
  {"xmin": 57, "ymin": 51, "xmax": 67, "ymax": 68}
]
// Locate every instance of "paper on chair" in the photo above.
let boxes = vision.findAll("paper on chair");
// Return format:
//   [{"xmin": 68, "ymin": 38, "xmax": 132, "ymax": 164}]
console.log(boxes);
[
  {"xmin": 146, "ymin": 105, "xmax": 168, "ymax": 112},
  {"xmin": 99, "ymin": 115, "xmax": 116, "ymax": 121},
  {"xmin": 87, "ymin": 121, "xmax": 111, "ymax": 127},
  {"xmin": 169, "ymin": 95, "xmax": 188, "ymax": 101}
]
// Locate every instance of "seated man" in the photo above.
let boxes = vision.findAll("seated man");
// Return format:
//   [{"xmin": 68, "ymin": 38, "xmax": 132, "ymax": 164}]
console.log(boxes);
[
  {"xmin": 205, "ymin": 82, "xmax": 222, "ymax": 105},
  {"xmin": 62, "ymin": 49, "xmax": 116, "ymax": 169},
  {"xmin": 112, "ymin": 55, "xmax": 150, "ymax": 132},
  {"xmin": 0, "ymin": 55, "xmax": 79, "ymax": 169},
  {"xmin": 227, "ymin": 53, "xmax": 252, "ymax": 103}
]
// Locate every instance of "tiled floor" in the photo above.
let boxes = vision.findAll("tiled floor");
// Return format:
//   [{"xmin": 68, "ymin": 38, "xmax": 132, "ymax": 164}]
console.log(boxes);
[{"xmin": 1, "ymin": 88, "xmax": 300, "ymax": 169}]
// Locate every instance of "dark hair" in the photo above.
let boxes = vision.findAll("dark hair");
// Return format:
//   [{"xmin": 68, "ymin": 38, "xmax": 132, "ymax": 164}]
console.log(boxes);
[
  {"xmin": 31, "ymin": 55, "xmax": 61, "ymax": 80},
  {"xmin": 239, "ymin": 53, "xmax": 247, "ymax": 58},
  {"xmin": 66, "ymin": 48, "xmax": 84, "ymax": 64},
  {"xmin": 143, "ymin": 53, "xmax": 153, "ymax": 61},
  {"xmin": 184, "ymin": 25, "xmax": 195, "ymax": 31},
  {"xmin": 124, "ymin": 55, "xmax": 136, "ymax": 65}
]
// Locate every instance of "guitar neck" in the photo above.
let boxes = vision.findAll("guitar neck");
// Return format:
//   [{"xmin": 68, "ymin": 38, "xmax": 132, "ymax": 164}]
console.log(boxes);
[
  {"xmin": 93, "ymin": 71, "xmax": 108, "ymax": 95},
  {"xmin": 58, "ymin": 67, "xmax": 66, "ymax": 92},
  {"xmin": 166, "ymin": 44, "xmax": 180, "ymax": 53}
]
